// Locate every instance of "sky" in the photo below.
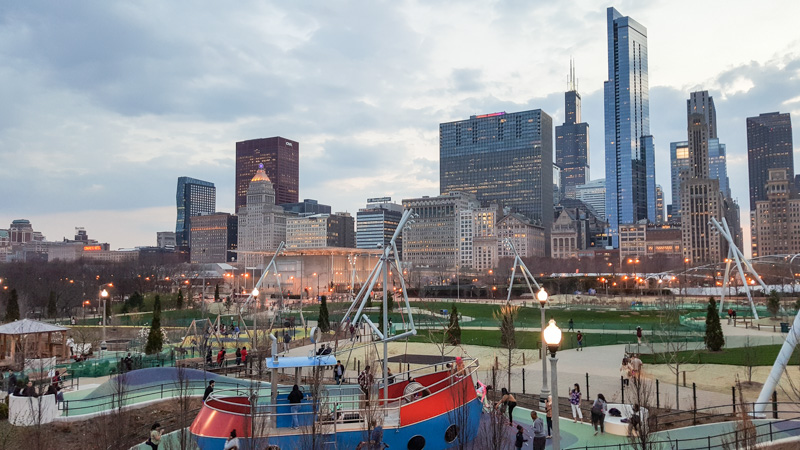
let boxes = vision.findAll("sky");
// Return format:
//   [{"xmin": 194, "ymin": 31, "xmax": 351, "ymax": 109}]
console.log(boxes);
[{"xmin": 1, "ymin": 0, "xmax": 799, "ymax": 253}]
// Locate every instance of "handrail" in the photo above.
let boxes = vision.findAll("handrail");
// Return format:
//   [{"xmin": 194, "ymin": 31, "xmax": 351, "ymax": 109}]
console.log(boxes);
[{"xmin": 566, "ymin": 414, "xmax": 800, "ymax": 449}]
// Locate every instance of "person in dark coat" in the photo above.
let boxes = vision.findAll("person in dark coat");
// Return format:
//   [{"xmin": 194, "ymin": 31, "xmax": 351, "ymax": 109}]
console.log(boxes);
[
  {"xmin": 515, "ymin": 425, "xmax": 528, "ymax": 449},
  {"xmin": 203, "ymin": 380, "xmax": 215, "ymax": 402},
  {"xmin": 7, "ymin": 371, "xmax": 16, "ymax": 394},
  {"xmin": 288, "ymin": 385, "xmax": 304, "ymax": 429},
  {"xmin": 22, "ymin": 381, "xmax": 37, "ymax": 397}
]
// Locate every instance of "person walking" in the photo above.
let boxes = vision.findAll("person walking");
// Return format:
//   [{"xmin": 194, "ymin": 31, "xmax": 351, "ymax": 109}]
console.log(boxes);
[
  {"xmin": 334, "ymin": 360, "xmax": 345, "ymax": 385},
  {"xmin": 358, "ymin": 365, "xmax": 374, "ymax": 400},
  {"xmin": 494, "ymin": 388, "xmax": 517, "ymax": 425},
  {"xmin": 203, "ymin": 380, "xmax": 215, "ymax": 402},
  {"xmin": 576, "ymin": 331, "xmax": 584, "ymax": 351},
  {"xmin": 241, "ymin": 346, "xmax": 248, "ymax": 365},
  {"xmin": 569, "ymin": 383, "xmax": 583, "ymax": 423},
  {"xmin": 349, "ymin": 324, "xmax": 356, "ymax": 342},
  {"xmin": 235, "ymin": 347, "xmax": 242, "ymax": 365},
  {"xmin": 288, "ymin": 384, "xmax": 304, "ymax": 429},
  {"xmin": 283, "ymin": 331, "xmax": 291, "ymax": 355},
  {"xmin": 630, "ymin": 354, "xmax": 643, "ymax": 379},
  {"xmin": 514, "ymin": 424, "xmax": 528, "ymax": 449},
  {"xmin": 146, "ymin": 422, "xmax": 164, "ymax": 449},
  {"xmin": 568, "ymin": 318, "xmax": 574, "ymax": 332},
  {"xmin": 216, "ymin": 348, "xmax": 225, "ymax": 367},
  {"xmin": 531, "ymin": 412, "xmax": 547, "ymax": 450},
  {"xmin": 223, "ymin": 429, "xmax": 240, "ymax": 450},
  {"xmin": 545, "ymin": 395, "xmax": 553, "ymax": 438},
  {"xmin": 591, "ymin": 393, "xmax": 608, "ymax": 435},
  {"xmin": 636, "ymin": 326, "xmax": 643, "ymax": 344}
]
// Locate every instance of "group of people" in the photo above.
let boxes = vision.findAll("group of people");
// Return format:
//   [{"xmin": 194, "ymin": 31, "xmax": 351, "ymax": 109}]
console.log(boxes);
[
  {"xmin": 205, "ymin": 346, "xmax": 247, "ymax": 367},
  {"xmin": 620, "ymin": 353, "xmax": 644, "ymax": 386}
]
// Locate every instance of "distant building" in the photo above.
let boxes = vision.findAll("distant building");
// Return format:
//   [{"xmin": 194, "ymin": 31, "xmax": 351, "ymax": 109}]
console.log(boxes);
[
  {"xmin": 157, "ymin": 232, "xmax": 176, "ymax": 249},
  {"xmin": 281, "ymin": 199, "xmax": 331, "ymax": 216},
  {"xmin": 645, "ymin": 226, "xmax": 682, "ymax": 258},
  {"xmin": 669, "ymin": 141, "xmax": 690, "ymax": 220},
  {"xmin": 604, "ymin": 7, "xmax": 656, "ymax": 246},
  {"xmin": 496, "ymin": 214, "xmax": 546, "ymax": 259},
  {"xmin": 551, "ymin": 210, "xmax": 581, "ymax": 259},
  {"xmin": 8, "ymin": 219, "xmax": 45, "ymax": 244},
  {"xmin": 565, "ymin": 179, "xmax": 606, "ymax": 219},
  {"xmin": 754, "ymin": 168, "xmax": 800, "ymax": 256},
  {"xmin": 747, "ymin": 112, "xmax": 794, "ymax": 211},
  {"xmin": 286, "ymin": 213, "xmax": 355, "ymax": 250},
  {"xmin": 190, "ymin": 213, "xmax": 238, "ymax": 264},
  {"xmin": 356, "ymin": 198, "xmax": 404, "ymax": 253},
  {"xmin": 556, "ymin": 60, "xmax": 590, "ymax": 194},
  {"xmin": 656, "ymin": 185, "xmax": 665, "ymax": 224},
  {"xmin": 440, "ymin": 110, "xmax": 554, "ymax": 253},
  {"xmin": 175, "ymin": 177, "xmax": 216, "ymax": 249},
  {"xmin": 237, "ymin": 164, "xmax": 290, "ymax": 267},
  {"xmin": 553, "ymin": 164, "xmax": 562, "ymax": 205},
  {"xmin": 402, "ymin": 192, "xmax": 481, "ymax": 268},
  {"xmin": 236, "ymin": 137, "xmax": 299, "ymax": 213},
  {"xmin": 619, "ymin": 223, "xmax": 647, "ymax": 262},
  {"xmin": 459, "ymin": 204, "xmax": 501, "ymax": 270}
]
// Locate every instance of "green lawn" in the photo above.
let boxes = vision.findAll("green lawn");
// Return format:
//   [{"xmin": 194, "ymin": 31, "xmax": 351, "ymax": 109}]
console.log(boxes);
[
  {"xmin": 639, "ymin": 344, "xmax": 800, "ymax": 366},
  {"xmin": 408, "ymin": 329, "xmax": 644, "ymax": 350}
]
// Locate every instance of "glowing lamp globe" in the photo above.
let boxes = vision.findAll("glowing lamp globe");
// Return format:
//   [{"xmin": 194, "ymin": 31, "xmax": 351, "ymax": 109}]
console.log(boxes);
[
  {"xmin": 537, "ymin": 288, "xmax": 548, "ymax": 305},
  {"xmin": 251, "ymin": 288, "xmax": 260, "ymax": 297},
  {"xmin": 543, "ymin": 319, "xmax": 562, "ymax": 357},
  {"xmin": 100, "ymin": 289, "xmax": 108, "ymax": 298}
]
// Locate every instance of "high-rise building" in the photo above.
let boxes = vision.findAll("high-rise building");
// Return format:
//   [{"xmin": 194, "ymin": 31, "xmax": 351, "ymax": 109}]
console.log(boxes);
[
  {"xmin": 556, "ymin": 60, "xmax": 590, "ymax": 194},
  {"xmin": 175, "ymin": 177, "xmax": 216, "ymax": 249},
  {"xmin": 565, "ymin": 179, "xmax": 606, "ymax": 220},
  {"xmin": 327, "ymin": 213, "xmax": 356, "ymax": 248},
  {"xmin": 402, "ymin": 192, "xmax": 481, "ymax": 268},
  {"xmin": 156, "ymin": 232, "xmax": 176, "ymax": 249},
  {"xmin": 458, "ymin": 204, "xmax": 501, "ymax": 270},
  {"xmin": 709, "ymin": 139, "xmax": 731, "ymax": 199},
  {"xmin": 655, "ymin": 185, "xmax": 665, "ymax": 224},
  {"xmin": 356, "ymin": 198, "xmax": 404, "ymax": 253},
  {"xmin": 237, "ymin": 164, "xmax": 290, "ymax": 267},
  {"xmin": 190, "ymin": 213, "xmax": 237, "ymax": 264},
  {"xmin": 235, "ymin": 137, "xmax": 299, "ymax": 213},
  {"xmin": 440, "ymin": 109, "xmax": 554, "ymax": 253},
  {"xmin": 286, "ymin": 213, "xmax": 355, "ymax": 249},
  {"xmin": 680, "ymin": 94, "xmax": 726, "ymax": 264},
  {"xmin": 747, "ymin": 112, "xmax": 794, "ymax": 211},
  {"xmin": 754, "ymin": 168, "xmax": 800, "ymax": 256},
  {"xmin": 604, "ymin": 7, "xmax": 656, "ymax": 246},
  {"xmin": 669, "ymin": 141, "xmax": 690, "ymax": 220}
]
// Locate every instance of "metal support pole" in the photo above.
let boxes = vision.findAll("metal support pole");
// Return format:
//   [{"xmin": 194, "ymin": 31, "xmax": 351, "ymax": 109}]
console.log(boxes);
[
  {"xmin": 522, "ymin": 368, "xmax": 525, "ymax": 394},
  {"xmin": 540, "ymin": 304, "xmax": 549, "ymax": 410},
  {"xmin": 656, "ymin": 379, "xmax": 660, "ymax": 409},
  {"xmin": 585, "ymin": 372, "xmax": 590, "ymax": 401},
  {"xmin": 772, "ymin": 391, "xmax": 778, "ymax": 419},
  {"xmin": 621, "ymin": 376, "xmax": 625, "ymax": 404},
  {"xmin": 549, "ymin": 355, "xmax": 561, "ymax": 450},
  {"xmin": 732, "ymin": 386, "xmax": 736, "ymax": 414}
]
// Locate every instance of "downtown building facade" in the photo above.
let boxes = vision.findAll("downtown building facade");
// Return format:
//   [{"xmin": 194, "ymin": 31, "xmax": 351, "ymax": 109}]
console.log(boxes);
[
  {"xmin": 189, "ymin": 213, "xmax": 238, "ymax": 264},
  {"xmin": 680, "ymin": 92, "xmax": 726, "ymax": 264},
  {"xmin": 237, "ymin": 165, "xmax": 290, "ymax": 267},
  {"xmin": 556, "ymin": 62, "xmax": 590, "ymax": 196},
  {"xmin": 565, "ymin": 178, "xmax": 606, "ymax": 219},
  {"xmin": 286, "ymin": 213, "xmax": 355, "ymax": 250},
  {"xmin": 604, "ymin": 7, "xmax": 657, "ymax": 247},
  {"xmin": 747, "ymin": 112, "xmax": 794, "ymax": 256},
  {"xmin": 175, "ymin": 177, "xmax": 216, "ymax": 249},
  {"xmin": 753, "ymin": 168, "xmax": 800, "ymax": 256},
  {"xmin": 235, "ymin": 137, "xmax": 299, "ymax": 213},
  {"xmin": 458, "ymin": 204, "xmax": 502, "ymax": 271},
  {"xmin": 356, "ymin": 198, "xmax": 404, "ymax": 254},
  {"xmin": 496, "ymin": 214, "xmax": 546, "ymax": 260},
  {"xmin": 439, "ymin": 110, "xmax": 553, "ymax": 254}
]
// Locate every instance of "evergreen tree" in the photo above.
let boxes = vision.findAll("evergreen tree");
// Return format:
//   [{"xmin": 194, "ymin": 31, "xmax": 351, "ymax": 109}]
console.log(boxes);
[
  {"xmin": 767, "ymin": 290, "xmax": 781, "ymax": 317},
  {"xmin": 366, "ymin": 294, "xmax": 373, "ymax": 308},
  {"xmin": 214, "ymin": 284, "xmax": 220, "ymax": 302},
  {"xmin": 47, "ymin": 291, "xmax": 58, "ymax": 319},
  {"xmin": 318, "ymin": 295, "xmax": 330, "ymax": 332},
  {"xmin": 127, "ymin": 291, "xmax": 144, "ymax": 310},
  {"xmin": 145, "ymin": 295, "xmax": 163, "ymax": 354},
  {"xmin": 5, "ymin": 289, "xmax": 20, "ymax": 322},
  {"xmin": 704, "ymin": 297, "xmax": 725, "ymax": 351},
  {"xmin": 386, "ymin": 290, "xmax": 395, "ymax": 313},
  {"xmin": 448, "ymin": 304, "xmax": 462, "ymax": 345},
  {"xmin": 176, "ymin": 289, "xmax": 184, "ymax": 310}
]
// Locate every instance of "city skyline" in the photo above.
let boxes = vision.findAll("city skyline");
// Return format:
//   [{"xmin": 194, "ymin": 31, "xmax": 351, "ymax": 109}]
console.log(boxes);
[{"xmin": 1, "ymin": 2, "xmax": 799, "ymax": 253}]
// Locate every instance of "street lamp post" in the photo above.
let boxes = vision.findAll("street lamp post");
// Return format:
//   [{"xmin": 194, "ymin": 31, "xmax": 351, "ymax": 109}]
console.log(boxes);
[
  {"xmin": 543, "ymin": 319, "xmax": 563, "ymax": 450},
  {"xmin": 100, "ymin": 288, "xmax": 109, "ymax": 356},
  {"xmin": 252, "ymin": 288, "xmax": 260, "ymax": 349},
  {"xmin": 537, "ymin": 288, "xmax": 550, "ymax": 411},
  {"xmin": 313, "ymin": 272, "xmax": 320, "ymax": 300}
]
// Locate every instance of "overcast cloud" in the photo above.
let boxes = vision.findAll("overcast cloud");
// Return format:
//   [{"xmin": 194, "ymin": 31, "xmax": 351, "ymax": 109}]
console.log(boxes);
[{"xmin": 1, "ymin": 1, "xmax": 799, "ymax": 252}]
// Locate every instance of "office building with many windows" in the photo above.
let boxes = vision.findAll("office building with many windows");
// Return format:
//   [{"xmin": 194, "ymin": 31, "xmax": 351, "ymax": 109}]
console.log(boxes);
[
  {"xmin": 237, "ymin": 164, "xmax": 290, "ymax": 267},
  {"xmin": 604, "ymin": 7, "xmax": 656, "ymax": 246},
  {"xmin": 556, "ymin": 61, "xmax": 590, "ymax": 195},
  {"xmin": 356, "ymin": 199, "xmax": 404, "ymax": 253},
  {"xmin": 190, "ymin": 213, "xmax": 237, "ymax": 264},
  {"xmin": 440, "ymin": 110, "xmax": 553, "ymax": 253},
  {"xmin": 235, "ymin": 137, "xmax": 299, "ymax": 213},
  {"xmin": 175, "ymin": 177, "xmax": 216, "ymax": 249},
  {"xmin": 747, "ymin": 112, "xmax": 794, "ymax": 211}
]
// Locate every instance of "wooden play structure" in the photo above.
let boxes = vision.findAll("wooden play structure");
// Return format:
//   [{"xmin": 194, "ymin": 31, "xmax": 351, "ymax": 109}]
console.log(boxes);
[{"xmin": 0, "ymin": 319, "xmax": 69, "ymax": 369}]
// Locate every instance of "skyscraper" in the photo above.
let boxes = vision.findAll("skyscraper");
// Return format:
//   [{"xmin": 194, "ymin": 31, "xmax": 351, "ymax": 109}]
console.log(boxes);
[
  {"xmin": 235, "ymin": 137, "xmax": 299, "ymax": 213},
  {"xmin": 237, "ymin": 164, "xmax": 290, "ymax": 267},
  {"xmin": 190, "ymin": 212, "xmax": 237, "ymax": 264},
  {"xmin": 604, "ymin": 7, "xmax": 656, "ymax": 247},
  {"xmin": 356, "ymin": 198, "xmax": 404, "ymax": 253},
  {"xmin": 175, "ymin": 177, "xmax": 216, "ymax": 249},
  {"xmin": 680, "ymin": 92, "xmax": 726, "ymax": 264},
  {"xmin": 669, "ymin": 141, "xmax": 690, "ymax": 220},
  {"xmin": 556, "ymin": 60, "xmax": 590, "ymax": 194},
  {"xmin": 439, "ymin": 109, "xmax": 554, "ymax": 253},
  {"xmin": 747, "ymin": 112, "xmax": 794, "ymax": 210}
]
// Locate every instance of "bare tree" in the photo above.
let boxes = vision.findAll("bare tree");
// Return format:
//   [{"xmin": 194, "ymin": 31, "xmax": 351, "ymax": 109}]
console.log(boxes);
[
  {"xmin": 651, "ymin": 298, "xmax": 702, "ymax": 410},
  {"xmin": 445, "ymin": 370, "xmax": 477, "ymax": 450},
  {"xmin": 87, "ymin": 371, "xmax": 131, "ymax": 449},
  {"xmin": 494, "ymin": 304, "xmax": 519, "ymax": 389},
  {"xmin": 741, "ymin": 336, "xmax": 758, "ymax": 384},
  {"xmin": 626, "ymin": 376, "xmax": 659, "ymax": 450},
  {"xmin": 477, "ymin": 366, "xmax": 509, "ymax": 449},
  {"xmin": 721, "ymin": 377, "xmax": 758, "ymax": 450},
  {"xmin": 299, "ymin": 365, "xmax": 333, "ymax": 450},
  {"xmin": 169, "ymin": 365, "xmax": 199, "ymax": 450}
]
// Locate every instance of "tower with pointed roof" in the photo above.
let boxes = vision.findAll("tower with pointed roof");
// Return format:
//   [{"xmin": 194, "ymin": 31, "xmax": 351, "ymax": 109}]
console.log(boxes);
[
  {"xmin": 556, "ymin": 59, "xmax": 590, "ymax": 198},
  {"xmin": 237, "ymin": 164, "xmax": 290, "ymax": 267}
]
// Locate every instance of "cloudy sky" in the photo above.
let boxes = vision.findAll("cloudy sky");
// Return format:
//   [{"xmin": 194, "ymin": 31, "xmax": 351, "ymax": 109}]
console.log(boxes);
[{"xmin": 1, "ymin": 1, "xmax": 799, "ymax": 253}]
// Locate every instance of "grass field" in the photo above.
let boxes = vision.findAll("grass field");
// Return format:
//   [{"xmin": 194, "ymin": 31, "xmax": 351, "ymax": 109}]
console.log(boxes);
[
  {"xmin": 408, "ymin": 328, "xmax": 654, "ymax": 350},
  {"xmin": 639, "ymin": 344, "xmax": 800, "ymax": 366}
]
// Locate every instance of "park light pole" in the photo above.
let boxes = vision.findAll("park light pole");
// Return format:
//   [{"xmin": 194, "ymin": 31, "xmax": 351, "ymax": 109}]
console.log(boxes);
[
  {"xmin": 313, "ymin": 272, "xmax": 320, "ymax": 300},
  {"xmin": 538, "ymin": 287, "xmax": 550, "ymax": 411},
  {"xmin": 543, "ymin": 319, "xmax": 563, "ymax": 450},
  {"xmin": 251, "ymin": 288, "xmax": 260, "ymax": 349},
  {"xmin": 683, "ymin": 258, "xmax": 690, "ymax": 298},
  {"xmin": 100, "ymin": 288, "xmax": 109, "ymax": 356}
]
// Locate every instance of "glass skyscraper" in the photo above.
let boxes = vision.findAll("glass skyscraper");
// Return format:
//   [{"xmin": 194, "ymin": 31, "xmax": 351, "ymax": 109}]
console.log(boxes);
[
  {"xmin": 556, "ymin": 61, "xmax": 590, "ymax": 194},
  {"xmin": 604, "ymin": 7, "xmax": 656, "ymax": 247},
  {"xmin": 747, "ymin": 112, "xmax": 794, "ymax": 210},
  {"xmin": 440, "ymin": 109, "xmax": 554, "ymax": 252},
  {"xmin": 175, "ymin": 177, "xmax": 216, "ymax": 249}
]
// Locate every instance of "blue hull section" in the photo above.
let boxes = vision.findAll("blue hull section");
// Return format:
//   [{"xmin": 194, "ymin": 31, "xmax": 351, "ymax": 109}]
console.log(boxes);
[{"xmin": 194, "ymin": 397, "xmax": 483, "ymax": 449}]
